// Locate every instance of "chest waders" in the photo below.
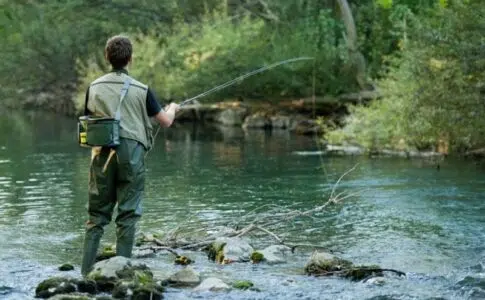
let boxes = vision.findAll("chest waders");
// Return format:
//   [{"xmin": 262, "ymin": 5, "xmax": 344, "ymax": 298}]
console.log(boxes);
[{"xmin": 81, "ymin": 76, "xmax": 147, "ymax": 277}]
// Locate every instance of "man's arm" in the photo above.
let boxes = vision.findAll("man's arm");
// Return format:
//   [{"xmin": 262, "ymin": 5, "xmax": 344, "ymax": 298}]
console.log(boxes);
[{"xmin": 146, "ymin": 88, "xmax": 180, "ymax": 127}]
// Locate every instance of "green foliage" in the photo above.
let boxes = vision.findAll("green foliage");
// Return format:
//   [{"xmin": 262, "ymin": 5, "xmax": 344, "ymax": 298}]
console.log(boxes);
[
  {"xmin": 75, "ymin": 8, "xmax": 347, "ymax": 111},
  {"xmin": 324, "ymin": 1, "xmax": 485, "ymax": 153}
]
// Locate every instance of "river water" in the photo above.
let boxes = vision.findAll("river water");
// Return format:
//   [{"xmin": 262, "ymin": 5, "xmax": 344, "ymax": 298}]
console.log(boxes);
[{"xmin": 1, "ymin": 111, "xmax": 485, "ymax": 300}]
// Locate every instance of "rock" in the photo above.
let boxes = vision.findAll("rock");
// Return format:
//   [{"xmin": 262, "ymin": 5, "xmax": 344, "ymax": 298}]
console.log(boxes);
[
  {"xmin": 0, "ymin": 285, "xmax": 13, "ymax": 296},
  {"xmin": 304, "ymin": 251, "xmax": 353, "ymax": 276},
  {"xmin": 86, "ymin": 256, "xmax": 152, "ymax": 293},
  {"xmin": 174, "ymin": 255, "xmax": 194, "ymax": 265},
  {"xmin": 208, "ymin": 237, "xmax": 254, "ymax": 264},
  {"xmin": 193, "ymin": 278, "xmax": 230, "ymax": 292},
  {"xmin": 132, "ymin": 248, "xmax": 156, "ymax": 259},
  {"xmin": 76, "ymin": 279, "xmax": 97, "ymax": 294},
  {"xmin": 258, "ymin": 245, "xmax": 292, "ymax": 264},
  {"xmin": 232, "ymin": 280, "xmax": 254, "ymax": 290},
  {"xmin": 364, "ymin": 276, "xmax": 386, "ymax": 286},
  {"xmin": 270, "ymin": 115, "xmax": 292, "ymax": 129},
  {"xmin": 215, "ymin": 108, "xmax": 248, "ymax": 126},
  {"xmin": 250, "ymin": 252, "xmax": 264, "ymax": 264},
  {"xmin": 112, "ymin": 279, "xmax": 163, "ymax": 300},
  {"xmin": 242, "ymin": 114, "xmax": 270, "ymax": 129},
  {"xmin": 46, "ymin": 293, "xmax": 94, "ymax": 300},
  {"xmin": 95, "ymin": 245, "xmax": 116, "ymax": 263},
  {"xmin": 325, "ymin": 144, "xmax": 365, "ymax": 156},
  {"xmin": 290, "ymin": 119, "xmax": 322, "ymax": 135},
  {"xmin": 58, "ymin": 264, "xmax": 75, "ymax": 271},
  {"xmin": 35, "ymin": 277, "xmax": 77, "ymax": 298},
  {"xmin": 167, "ymin": 266, "xmax": 201, "ymax": 287}
]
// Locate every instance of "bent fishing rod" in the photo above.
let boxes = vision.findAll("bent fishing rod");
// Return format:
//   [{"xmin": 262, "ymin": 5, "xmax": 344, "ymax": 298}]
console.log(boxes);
[
  {"xmin": 149, "ymin": 56, "xmax": 315, "ymax": 154},
  {"xmin": 179, "ymin": 56, "xmax": 315, "ymax": 107}
]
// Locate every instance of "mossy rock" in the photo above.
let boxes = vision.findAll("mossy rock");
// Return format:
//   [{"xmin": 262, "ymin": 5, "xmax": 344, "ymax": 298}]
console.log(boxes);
[
  {"xmin": 132, "ymin": 284, "xmax": 164, "ymax": 300},
  {"xmin": 76, "ymin": 279, "xmax": 97, "ymax": 294},
  {"xmin": 304, "ymin": 251, "xmax": 354, "ymax": 276},
  {"xmin": 58, "ymin": 263, "xmax": 75, "ymax": 271},
  {"xmin": 112, "ymin": 276, "xmax": 164, "ymax": 299},
  {"xmin": 232, "ymin": 280, "xmax": 254, "ymax": 290},
  {"xmin": 95, "ymin": 246, "xmax": 116, "ymax": 263},
  {"xmin": 47, "ymin": 293, "xmax": 94, "ymax": 300},
  {"xmin": 86, "ymin": 270, "xmax": 116, "ymax": 293},
  {"xmin": 35, "ymin": 277, "xmax": 77, "ymax": 298},
  {"xmin": 250, "ymin": 252, "xmax": 264, "ymax": 264},
  {"xmin": 116, "ymin": 265, "xmax": 153, "ymax": 281},
  {"xmin": 207, "ymin": 242, "xmax": 226, "ymax": 264},
  {"xmin": 174, "ymin": 255, "xmax": 193, "ymax": 265}
]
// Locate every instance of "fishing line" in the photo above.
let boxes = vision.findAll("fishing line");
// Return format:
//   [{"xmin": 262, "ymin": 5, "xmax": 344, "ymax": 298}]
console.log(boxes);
[
  {"xmin": 180, "ymin": 56, "xmax": 315, "ymax": 106},
  {"xmin": 147, "ymin": 56, "xmax": 315, "ymax": 156}
]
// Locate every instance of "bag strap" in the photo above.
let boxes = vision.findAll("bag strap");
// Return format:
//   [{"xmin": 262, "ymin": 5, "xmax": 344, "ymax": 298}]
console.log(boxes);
[{"xmin": 114, "ymin": 77, "xmax": 133, "ymax": 120}]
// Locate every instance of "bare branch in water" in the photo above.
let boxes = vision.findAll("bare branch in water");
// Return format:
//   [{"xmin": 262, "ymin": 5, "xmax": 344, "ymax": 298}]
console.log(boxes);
[{"xmin": 138, "ymin": 164, "xmax": 362, "ymax": 252}]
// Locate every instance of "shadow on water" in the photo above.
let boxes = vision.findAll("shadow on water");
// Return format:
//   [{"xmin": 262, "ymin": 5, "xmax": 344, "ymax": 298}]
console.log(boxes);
[{"xmin": 1, "ymin": 111, "xmax": 485, "ymax": 299}]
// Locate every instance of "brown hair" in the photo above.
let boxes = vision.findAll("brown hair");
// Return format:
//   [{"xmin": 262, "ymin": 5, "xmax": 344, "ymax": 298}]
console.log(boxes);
[{"xmin": 105, "ymin": 35, "xmax": 132, "ymax": 69}]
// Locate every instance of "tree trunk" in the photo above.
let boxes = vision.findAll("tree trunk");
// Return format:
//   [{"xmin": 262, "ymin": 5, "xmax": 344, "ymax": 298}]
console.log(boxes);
[{"xmin": 335, "ymin": 0, "xmax": 368, "ymax": 91}]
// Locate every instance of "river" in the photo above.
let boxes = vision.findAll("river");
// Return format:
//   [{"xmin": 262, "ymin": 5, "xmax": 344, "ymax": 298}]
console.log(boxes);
[{"xmin": 1, "ymin": 111, "xmax": 485, "ymax": 300}]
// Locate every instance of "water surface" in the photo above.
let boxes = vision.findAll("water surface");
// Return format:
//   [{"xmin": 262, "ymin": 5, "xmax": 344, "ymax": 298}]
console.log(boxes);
[{"xmin": 1, "ymin": 111, "xmax": 485, "ymax": 300}]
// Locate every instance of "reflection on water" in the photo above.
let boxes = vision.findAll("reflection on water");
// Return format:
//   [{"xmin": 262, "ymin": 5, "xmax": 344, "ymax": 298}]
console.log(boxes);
[{"xmin": 1, "ymin": 111, "xmax": 485, "ymax": 299}]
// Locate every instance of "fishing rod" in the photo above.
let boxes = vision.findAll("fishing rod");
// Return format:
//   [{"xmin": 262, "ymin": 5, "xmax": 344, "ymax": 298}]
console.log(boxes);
[
  {"xmin": 148, "ymin": 56, "xmax": 314, "ymax": 155},
  {"xmin": 179, "ymin": 56, "xmax": 315, "ymax": 107}
]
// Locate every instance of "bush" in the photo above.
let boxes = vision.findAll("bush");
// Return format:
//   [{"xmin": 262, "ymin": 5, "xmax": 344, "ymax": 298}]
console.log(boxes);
[{"xmin": 323, "ymin": 2, "xmax": 485, "ymax": 154}]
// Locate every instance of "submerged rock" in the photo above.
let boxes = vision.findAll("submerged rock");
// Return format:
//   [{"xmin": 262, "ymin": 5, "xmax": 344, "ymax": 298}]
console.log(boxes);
[
  {"xmin": 174, "ymin": 255, "xmax": 194, "ymax": 266},
  {"xmin": 364, "ymin": 276, "xmax": 386, "ymax": 286},
  {"xmin": 304, "ymin": 251, "xmax": 402, "ymax": 281},
  {"xmin": 250, "ymin": 251, "xmax": 264, "ymax": 264},
  {"xmin": 304, "ymin": 251, "xmax": 353, "ymax": 275},
  {"xmin": 58, "ymin": 264, "xmax": 75, "ymax": 271},
  {"xmin": 207, "ymin": 237, "xmax": 254, "ymax": 264},
  {"xmin": 258, "ymin": 245, "xmax": 292, "ymax": 265},
  {"xmin": 193, "ymin": 278, "xmax": 230, "ymax": 292},
  {"xmin": 232, "ymin": 280, "xmax": 255, "ymax": 290},
  {"xmin": 167, "ymin": 266, "xmax": 201, "ymax": 287}
]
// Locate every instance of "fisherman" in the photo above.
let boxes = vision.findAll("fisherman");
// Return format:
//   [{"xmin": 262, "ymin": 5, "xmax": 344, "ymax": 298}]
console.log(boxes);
[{"xmin": 80, "ymin": 35, "xmax": 180, "ymax": 276}]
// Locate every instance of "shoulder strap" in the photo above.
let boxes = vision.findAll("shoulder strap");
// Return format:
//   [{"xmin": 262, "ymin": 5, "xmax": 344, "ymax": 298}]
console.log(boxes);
[
  {"xmin": 84, "ymin": 86, "xmax": 90, "ymax": 116},
  {"xmin": 114, "ymin": 77, "xmax": 133, "ymax": 120}
]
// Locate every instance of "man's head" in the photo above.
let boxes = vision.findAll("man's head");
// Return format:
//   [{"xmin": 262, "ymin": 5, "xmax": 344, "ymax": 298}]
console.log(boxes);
[{"xmin": 105, "ymin": 35, "xmax": 132, "ymax": 70}]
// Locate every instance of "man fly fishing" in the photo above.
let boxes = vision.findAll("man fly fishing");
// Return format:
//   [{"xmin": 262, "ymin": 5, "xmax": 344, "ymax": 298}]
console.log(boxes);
[
  {"xmin": 80, "ymin": 35, "xmax": 180, "ymax": 277},
  {"xmin": 78, "ymin": 34, "xmax": 313, "ymax": 276}
]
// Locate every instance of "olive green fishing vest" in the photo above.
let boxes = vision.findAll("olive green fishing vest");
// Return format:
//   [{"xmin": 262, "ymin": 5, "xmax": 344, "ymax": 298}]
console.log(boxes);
[{"xmin": 87, "ymin": 71, "xmax": 154, "ymax": 151}]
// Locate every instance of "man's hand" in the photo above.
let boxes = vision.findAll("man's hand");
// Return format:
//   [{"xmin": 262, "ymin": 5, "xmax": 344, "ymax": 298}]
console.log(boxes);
[
  {"xmin": 155, "ymin": 102, "xmax": 180, "ymax": 127},
  {"xmin": 166, "ymin": 102, "xmax": 181, "ymax": 113}
]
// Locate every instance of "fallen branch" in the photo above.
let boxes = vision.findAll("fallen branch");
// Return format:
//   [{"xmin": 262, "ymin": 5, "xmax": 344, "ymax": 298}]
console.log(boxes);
[
  {"xmin": 314, "ymin": 268, "xmax": 406, "ymax": 279},
  {"xmin": 138, "ymin": 164, "xmax": 362, "ymax": 256},
  {"xmin": 140, "ymin": 233, "xmax": 181, "ymax": 257}
]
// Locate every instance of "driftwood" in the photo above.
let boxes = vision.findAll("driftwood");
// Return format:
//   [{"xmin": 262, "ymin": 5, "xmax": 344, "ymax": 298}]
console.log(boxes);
[
  {"xmin": 138, "ymin": 163, "xmax": 365, "ymax": 255},
  {"xmin": 313, "ymin": 267, "xmax": 406, "ymax": 280}
]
